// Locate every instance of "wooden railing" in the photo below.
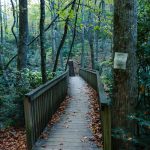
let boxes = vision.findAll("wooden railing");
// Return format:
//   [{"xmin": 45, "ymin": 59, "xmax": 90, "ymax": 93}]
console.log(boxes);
[
  {"xmin": 79, "ymin": 68, "xmax": 111, "ymax": 150},
  {"xmin": 24, "ymin": 70, "xmax": 69, "ymax": 150}
]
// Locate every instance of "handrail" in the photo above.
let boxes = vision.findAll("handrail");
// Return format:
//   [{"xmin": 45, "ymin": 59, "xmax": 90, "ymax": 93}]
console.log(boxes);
[
  {"xmin": 79, "ymin": 68, "xmax": 111, "ymax": 150},
  {"xmin": 26, "ymin": 72, "xmax": 68, "ymax": 101},
  {"xmin": 79, "ymin": 68, "xmax": 111, "ymax": 106},
  {"xmin": 24, "ymin": 70, "xmax": 69, "ymax": 150}
]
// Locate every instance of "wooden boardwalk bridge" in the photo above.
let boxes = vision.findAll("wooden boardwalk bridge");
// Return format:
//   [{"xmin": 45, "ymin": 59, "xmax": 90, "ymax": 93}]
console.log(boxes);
[{"xmin": 24, "ymin": 68, "xmax": 111, "ymax": 150}]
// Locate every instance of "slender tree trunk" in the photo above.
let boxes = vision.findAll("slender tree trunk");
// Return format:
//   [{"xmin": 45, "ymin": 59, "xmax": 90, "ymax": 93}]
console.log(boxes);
[
  {"xmin": 60, "ymin": 48, "xmax": 64, "ymax": 69},
  {"xmin": 109, "ymin": 4, "xmax": 114, "ymax": 53},
  {"xmin": 89, "ymin": 37, "xmax": 95, "ymax": 69},
  {"xmin": 0, "ymin": 52, "xmax": 3, "ymax": 71},
  {"xmin": 65, "ymin": 0, "xmax": 80, "ymax": 70},
  {"xmin": 88, "ymin": 11, "xmax": 95, "ymax": 69},
  {"xmin": 80, "ymin": 0, "xmax": 85, "ymax": 68},
  {"xmin": 17, "ymin": 0, "xmax": 28, "ymax": 70},
  {"xmin": 10, "ymin": 0, "xmax": 18, "ymax": 46},
  {"xmin": 3, "ymin": 0, "xmax": 7, "ymax": 41},
  {"xmin": 94, "ymin": 31, "xmax": 99, "ymax": 62},
  {"xmin": 94, "ymin": 0, "xmax": 99, "ymax": 64},
  {"xmin": 0, "ymin": 0, "xmax": 3, "ymax": 43},
  {"xmin": 40, "ymin": 0, "xmax": 47, "ymax": 83},
  {"xmin": 15, "ymin": 0, "xmax": 19, "ymax": 35},
  {"xmin": 57, "ymin": 0, "xmax": 64, "ymax": 69},
  {"xmin": 101, "ymin": 0, "xmax": 106, "ymax": 59},
  {"xmin": 53, "ymin": 0, "xmax": 76, "ymax": 73},
  {"xmin": 50, "ymin": 0, "xmax": 56, "ymax": 63},
  {"xmin": 99, "ymin": 0, "xmax": 106, "ymax": 62},
  {"xmin": 112, "ymin": 0, "xmax": 138, "ymax": 149}
]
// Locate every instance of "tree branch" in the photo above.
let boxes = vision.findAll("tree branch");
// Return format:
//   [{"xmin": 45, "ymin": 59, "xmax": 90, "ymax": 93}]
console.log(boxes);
[
  {"xmin": 10, "ymin": 0, "xmax": 18, "ymax": 47},
  {"xmin": 27, "ymin": 1, "xmax": 74, "ymax": 46},
  {"xmin": 65, "ymin": 0, "xmax": 80, "ymax": 70},
  {"xmin": 4, "ymin": 54, "xmax": 18, "ymax": 70},
  {"xmin": 52, "ymin": 0, "xmax": 77, "ymax": 73}
]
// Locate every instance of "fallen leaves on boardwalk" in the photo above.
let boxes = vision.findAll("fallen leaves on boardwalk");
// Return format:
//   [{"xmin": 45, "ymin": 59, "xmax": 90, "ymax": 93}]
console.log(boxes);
[
  {"xmin": 80, "ymin": 136, "xmax": 88, "ymax": 143},
  {"xmin": 86, "ymin": 85, "xmax": 103, "ymax": 148},
  {"xmin": 0, "ymin": 127, "xmax": 27, "ymax": 150},
  {"xmin": 49, "ymin": 96, "xmax": 71, "ymax": 126},
  {"xmin": 40, "ymin": 96, "xmax": 71, "ymax": 139}
]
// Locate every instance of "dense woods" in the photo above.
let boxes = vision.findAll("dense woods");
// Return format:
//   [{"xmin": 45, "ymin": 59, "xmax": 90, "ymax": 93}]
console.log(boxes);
[{"xmin": 0, "ymin": 0, "xmax": 149, "ymax": 149}]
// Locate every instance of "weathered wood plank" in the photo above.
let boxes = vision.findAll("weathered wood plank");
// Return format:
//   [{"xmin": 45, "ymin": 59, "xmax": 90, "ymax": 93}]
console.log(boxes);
[
  {"xmin": 33, "ymin": 77, "xmax": 102, "ymax": 150},
  {"xmin": 24, "ymin": 97, "xmax": 34, "ymax": 150},
  {"xmin": 24, "ymin": 70, "xmax": 69, "ymax": 150},
  {"xmin": 101, "ymin": 106, "xmax": 111, "ymax": 150},
  {"xmin": 79, "ymin": 68, "xmax": 111, "ymax": 150}
]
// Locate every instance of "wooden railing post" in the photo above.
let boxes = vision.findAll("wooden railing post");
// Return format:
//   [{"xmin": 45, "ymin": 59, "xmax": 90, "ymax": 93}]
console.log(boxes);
[
  {"xmin": 101, "ymin": 105, "xmax": 111, "ymax": 150},
  {"xmin": 24, "ymin": 96, "xmax": 33, "ymax": 150}
]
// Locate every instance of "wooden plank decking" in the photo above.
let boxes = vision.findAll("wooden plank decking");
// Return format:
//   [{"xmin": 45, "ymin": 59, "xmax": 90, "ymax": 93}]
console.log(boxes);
[{"xmin": 33, "ymin": 76, "xmax": 102, "ymax": 150}]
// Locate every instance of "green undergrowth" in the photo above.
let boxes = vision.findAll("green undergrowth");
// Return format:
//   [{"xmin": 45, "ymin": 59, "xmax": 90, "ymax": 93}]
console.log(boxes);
[{"xmin": 0, "ymin": 68, "xmax": 59, "ymax": 129}]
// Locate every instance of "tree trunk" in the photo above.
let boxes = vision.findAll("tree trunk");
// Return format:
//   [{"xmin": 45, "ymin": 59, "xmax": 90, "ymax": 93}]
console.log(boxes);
[
  {"xmin": 65, "ymin": 0, "xmax": 80, "ymax": 70},
  {"xmin": 80, "ymin": 0, "xmax": 85, "ymax": 68},
  {"xmin": 56, "ymin": 0, "xmax": 64, "ymax": 69},
  {"xmin": 88, "ymin": 11, "xmax": 95, "ymax": 70},
  {"xmin": 99, "ymin": 0, "xmax": 106, "ymax": 62},
  {"xmin": 40, "ymin": 0, "xmax": 47, "ymax": 83},
  {"xmin": 17, "ymin": 0, "xmax": 28, "ymax": 70},
  {"xmin": 50, "ymin": 0, "xmax": 56, "ymax": 63},
  {"xmin": 15, "ymin": 0, "xmax": 19, "ymax": 35},
  {"xmin": 4, "ymin": 0, "xmax": 7, "ymax": 41},
  {"xmin": 53, "ymin": 0, "xmax": 76, "ymax": 73},
  {"xmin": 94, "ymin": 0, "xmax": 99, "ymax": 65},
  {"xmin": 10, "ymin": 0, "xmax": 18, "ymax": 46},
  {"xmin": 112, "ymin": 0, "xmax": 138, "ymax": 149},
  {"xmin": 0, "ymin": 52, "xmax": 3, "ymax": 71},
  {"xmin": 0, "ymin": 0, "xmax": 3, "ymax": 43}
]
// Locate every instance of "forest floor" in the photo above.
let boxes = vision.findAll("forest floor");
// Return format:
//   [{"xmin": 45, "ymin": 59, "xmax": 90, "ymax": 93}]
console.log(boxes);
[
  {"xmin": 0, "ymin": 127, "xmax": 27, "ymax": 150},
  {"xmin": 0, "ymin": 76, "xmax": 102, "ymax": 150}
]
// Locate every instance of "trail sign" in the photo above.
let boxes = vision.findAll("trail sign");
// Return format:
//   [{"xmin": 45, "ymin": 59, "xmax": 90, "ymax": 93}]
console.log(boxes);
[{"xmin": 114, "ymin": 52, "xmax": 128, "ymax": 70}]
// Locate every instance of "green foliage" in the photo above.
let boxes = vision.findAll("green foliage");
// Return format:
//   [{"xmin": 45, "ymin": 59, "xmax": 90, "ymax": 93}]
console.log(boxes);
[
  {"xmin": 25, "ymin": 69, "xmax": 42, "ymax": 88},
  {"xmin": 0, "ymin": 69, "xmax": 54, "ymax": 128},
  {"xmin": 100, "ymin": 60, "xmax": 113, "ymax": 94},
  {"xmin": 136, "ymin": 0, "xmax": 150, "ymax": 124},
  {"xmin": 0, "ymin": 70, "xmax": 31, "ymax": 128}
]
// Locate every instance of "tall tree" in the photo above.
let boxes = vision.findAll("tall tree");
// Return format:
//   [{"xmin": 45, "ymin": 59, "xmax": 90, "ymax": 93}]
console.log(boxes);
[
  {"xmin": 49, "ymin": 0, "xmax": 56, "ymax": 63},
  {"xmin": 0, "ymin": 0, "xmax": 3, "ymax": 43},
  {"xmin": 65, "ymin": 0, "xmax": 80, "ymax": 70},
  {"xmin": 15, "ymin": 0, "xmax": 19, "ymax": 34},
  {"xmin": 40, "ymin": 0, "xmax": 47, "ymax": 83},
  {"xmin": 80, "ymin": 0, "xmax": 85, "ymax": 68},
  {"xmin": 57, "ymin": 0, "xmax": 64, "ymax": 69},
  {"xmin": 94, "ymin": 0, "xmax": 99, "ymax": 63},
  {"xmin": 88, "ymin": 11, "xmax": 95, "ymax": 69},
  {"xmin": 112, "ymin": 0, "xmax": 138, "ymax": 149},
  {"xmin": 99, "ymin": 0, "xmax": 106, "ymax": 62},
  {"xmin": 3, "ymin": 0, "xmax": 8, "ymax": 40},
  {"xmin": 17, "ymin": 0, "xmax": 28, "ymax": 70},
  {"xmin": 10, "ymin": 0, "xmax": 18, "ymax": 46},
  {"xmin": 53, "ymin": 0, "xmax": 76, "ymax": 73}
]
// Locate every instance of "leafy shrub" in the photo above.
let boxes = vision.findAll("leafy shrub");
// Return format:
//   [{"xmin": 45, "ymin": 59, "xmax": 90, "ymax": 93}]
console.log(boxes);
[{"xmin": 0, "ymin": 68, "xmax": 61, "ymax": 128}]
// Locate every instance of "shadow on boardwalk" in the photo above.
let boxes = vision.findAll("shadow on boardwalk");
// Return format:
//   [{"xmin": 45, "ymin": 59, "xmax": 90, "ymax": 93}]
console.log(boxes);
[{"xmin": 33, "ymin": 76, "xmax": 102, "ymax": 150}]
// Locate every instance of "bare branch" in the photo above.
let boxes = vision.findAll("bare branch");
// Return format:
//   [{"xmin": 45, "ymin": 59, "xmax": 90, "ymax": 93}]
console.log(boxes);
[{"xmin": 10, "ymin": 0, "xmax": 18, "ymax": 47}]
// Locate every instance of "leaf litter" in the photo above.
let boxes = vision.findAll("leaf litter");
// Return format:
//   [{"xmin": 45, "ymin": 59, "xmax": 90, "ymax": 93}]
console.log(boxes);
[
  {"xmin": 0, "ymin": 96, "xmax": 71, "ymax": 150},
  {"xmin": 0, "ymin": 127, "xmax": 27, "ymax": 150},
  {"xmin": 86, "ymin": 85, "xmax": 103, "ymax": 148}
]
